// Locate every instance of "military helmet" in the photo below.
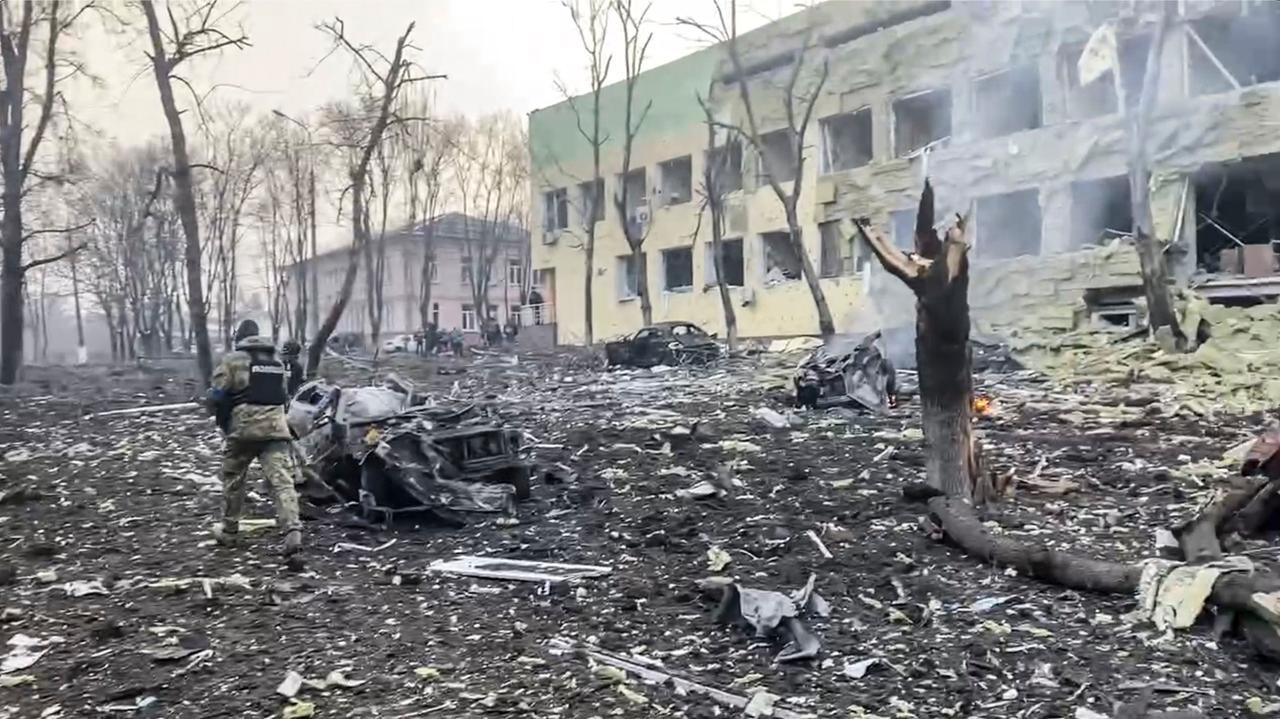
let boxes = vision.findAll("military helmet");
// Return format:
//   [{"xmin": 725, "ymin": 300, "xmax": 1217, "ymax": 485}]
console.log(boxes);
[{"xmin": 281, "ymin": 340, "xmax": 302, "ymax": 356}]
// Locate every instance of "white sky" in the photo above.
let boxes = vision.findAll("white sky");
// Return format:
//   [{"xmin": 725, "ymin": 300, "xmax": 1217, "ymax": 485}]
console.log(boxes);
[
  {"xmin": 78, "ymin": 0, "xmax": 786, "ymax": 151},
  {"xmin": 63, "ymin": 0, "xmax": 788, "ymax": 300}
]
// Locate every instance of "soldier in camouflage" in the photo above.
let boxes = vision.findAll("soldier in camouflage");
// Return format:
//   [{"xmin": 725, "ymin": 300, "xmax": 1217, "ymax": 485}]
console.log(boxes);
[{"xmin": 208, "ymin": 320, "xmax": 303, "ymax": 558}]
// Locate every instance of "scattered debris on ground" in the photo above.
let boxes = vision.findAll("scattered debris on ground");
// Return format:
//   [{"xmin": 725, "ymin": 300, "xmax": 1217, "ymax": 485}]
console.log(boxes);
[{"xmin": 2, "ymin": 344, "xmax": 1279, "ymax": 716}]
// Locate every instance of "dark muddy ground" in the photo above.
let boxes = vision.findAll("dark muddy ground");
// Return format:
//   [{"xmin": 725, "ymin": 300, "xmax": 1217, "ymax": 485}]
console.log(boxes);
[{"xmin": 0, "ymin": 351, "xmax": 1274, "ymax": 718}]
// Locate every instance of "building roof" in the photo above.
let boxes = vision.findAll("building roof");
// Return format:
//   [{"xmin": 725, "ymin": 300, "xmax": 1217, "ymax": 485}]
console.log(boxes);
[{"xmin": 295, "ymin": 212, "xmax": 528, "ymax": 267}]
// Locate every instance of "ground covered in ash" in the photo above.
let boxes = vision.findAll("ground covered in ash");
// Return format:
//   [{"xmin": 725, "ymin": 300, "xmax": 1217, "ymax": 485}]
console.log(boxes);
[{"xmin": 0, "ymin": 351, "xmax": 1276, "ymax": 718}]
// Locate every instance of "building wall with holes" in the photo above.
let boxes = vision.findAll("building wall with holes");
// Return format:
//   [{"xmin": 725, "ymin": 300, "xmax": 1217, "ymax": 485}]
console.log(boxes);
[{"xmin": 532, "ymin": 0, "xmax": 1280, "ymax": 344}]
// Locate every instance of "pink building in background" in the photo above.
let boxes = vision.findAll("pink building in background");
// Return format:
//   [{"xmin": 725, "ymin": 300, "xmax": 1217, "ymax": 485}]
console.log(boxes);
[{"xmin": 287, "ymin": 213, "xmax": 546, "ymax": 342}]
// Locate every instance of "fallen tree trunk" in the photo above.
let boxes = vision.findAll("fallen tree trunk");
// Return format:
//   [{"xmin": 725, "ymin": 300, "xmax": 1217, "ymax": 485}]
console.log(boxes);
[{"xmin": 916, "ymin": 488, "xmax": 1280, "ymax": 660}]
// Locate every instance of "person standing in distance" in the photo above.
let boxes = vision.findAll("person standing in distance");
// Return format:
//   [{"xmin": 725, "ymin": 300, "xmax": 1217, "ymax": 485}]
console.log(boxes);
[{"xmin": 208, "ymin": 320, "xmax": 303, "ymax": 561}]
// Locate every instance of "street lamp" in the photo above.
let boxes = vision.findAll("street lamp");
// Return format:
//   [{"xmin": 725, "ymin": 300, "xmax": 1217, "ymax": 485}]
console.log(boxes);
[{"xmin": 273, "ymin": 109, "xmax": 318, "ymax": 343}]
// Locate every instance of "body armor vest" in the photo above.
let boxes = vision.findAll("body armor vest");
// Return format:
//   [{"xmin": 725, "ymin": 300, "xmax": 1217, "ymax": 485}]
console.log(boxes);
[{"xmin": 238, "ymin": 355, "xmax": 288, "ymax": 406}]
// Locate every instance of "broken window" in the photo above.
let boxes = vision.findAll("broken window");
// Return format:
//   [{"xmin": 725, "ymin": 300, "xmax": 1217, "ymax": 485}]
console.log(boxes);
[
  {"xmin": 1061, "ymin": 34, "xmax": 1150, "ymax": 120},
  {"xmin": 662, "ymin": 247, "xmax": 693, "ymax": 291},
  {"xmin": 893, "ymin": 89, "xmax": 951, "ymax": 157},
  {"xmin": 461, "ymin": 304, "xmax": 476, "ymax": 331},
  {"xmin": 461, "ymin": 256, "xmax": 473, "ymax": 284},
  {"xmin": 618, "ymin": 168, "xmax": 648, "ymax": 221},
  {"xmin": 708, "ymin": 141, "xmax": 744, "ymax": 193},
  {"xmin": 658, "ymin": 155, "xmax": 693, "ymax": 206},
  {"xmin": 1194, "ymin": 153, "xmax": 1280, "ymax": 276},
  {"xmin": 819, "ymin": 221, "xmax": 851, "ymax": 277},
  {"xmin": 758, "ymin": 129, "xmax": 797, "ymax": 184},
  {"xmin": 1070, "ymin": 175, "xmax": 1132, "ymax": 248},
  {"xmin": 543, "ymin": 187, "xmax": 569, "ymax": 231},
  {"xmin": 577, "ymin": 178, "xmax": 605, "ymax": 224},
  {"xmin": 705, "ymin": 238, "xmax": 745, "ymax": 287},
  {"xmin": 975, "ymin": 189, "xmax": 1042, "ymax": 260},
  {"xmin": 820, "ymin": 108, "xmax": 873, "ymax": 173},
  {"xmin": 972, "ymin": 65, "xmax": 1042, "ymax": 140},
  {"xmin": 1188, "ymin": 6, "xmax": 1280, "ymax": 97},
  {"xmin": 617, "ymin": 253, "xmax": 645, "ymax": 299},
  {"xmin": 762, "ymin": 231, "xmax": 803, "ymax": 283}
]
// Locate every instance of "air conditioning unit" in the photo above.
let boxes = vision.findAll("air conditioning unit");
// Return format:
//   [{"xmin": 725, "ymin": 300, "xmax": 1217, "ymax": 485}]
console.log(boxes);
[{"xmin": 541, "ymin": 229, "xmax": 558, "ymax": 245}]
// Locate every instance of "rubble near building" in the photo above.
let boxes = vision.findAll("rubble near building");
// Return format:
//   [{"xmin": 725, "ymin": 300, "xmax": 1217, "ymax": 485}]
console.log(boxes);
[{"xmin": 711, "ymin": 0, "xmax": 1280, "ymax": 338}]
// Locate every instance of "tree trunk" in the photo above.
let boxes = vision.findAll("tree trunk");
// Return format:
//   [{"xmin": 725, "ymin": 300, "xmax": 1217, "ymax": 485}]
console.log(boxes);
[
  {"xmin": 418, "ymin": 215, "xmax": 435, "ymax": 332},
  {"xmin": 788, "ymin": 222, "xmax": 839, "ymax": 337},
  {"xmin": 710, "ymin": 239, "xmax": 738, "ymax": 351},
  {"xmin": 1124, "ymin": 6, "xmax": 1184, "ymax": 350},
  {"xmin": 636, "ymin": 244, "xmax": 652, "ymax": 326},
  {"xmin": 307, "ymin": 184, "xmax": 364, "ymax": 377},
  {"xmin": 0, "ymin": 85, "xmax": 25, "ymax": 383},
  {"xmin": 70, "ymin": 253, "xmax": 86, "ymax": 363},
  {"xmin": 0, "ymin": 239, "xmax": 22, "ymax": 383},
  {"xmin": 141, "ymin": 1, "xmax": 214, "ymax": 385},
  {"xmin": 309, "ymin": 168, "xmax": 318, "ymax": 340},
  {"xmin": 859, "ymin": 181, "xmax": 988, "ymax": 502},
  {"xmin": 584, "ymin": 225, "xmax": 595, "ymax": 345}
]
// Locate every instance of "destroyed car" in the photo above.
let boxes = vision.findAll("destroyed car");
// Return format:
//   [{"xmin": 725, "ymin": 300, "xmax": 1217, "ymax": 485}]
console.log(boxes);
[
  {"xmin": 289, "ymin": 377, "xmax": 532, "ymax": 525},
  {"xmin": 605, "ymin": 322, "xmax": 720, "ymax": 368},
  {"xmin": 794, "ymin": 331, "xmax": 897, "ymax": 411}
]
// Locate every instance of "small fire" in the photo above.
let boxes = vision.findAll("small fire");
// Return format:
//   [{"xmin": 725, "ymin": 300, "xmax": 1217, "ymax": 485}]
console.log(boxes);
[{"xmin": 973, "ymin": 395, "xmax": 994, "ymax": 417}]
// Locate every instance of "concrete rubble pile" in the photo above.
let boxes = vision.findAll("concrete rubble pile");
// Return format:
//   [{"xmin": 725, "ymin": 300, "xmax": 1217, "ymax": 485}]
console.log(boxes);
[
  {"xmin": 1005, "ymin": 293, "xmax": 1280, "ymax": 415},
  {"xmin": 288, "ymin": 375, "xmax": 532, "ymax": 525}
]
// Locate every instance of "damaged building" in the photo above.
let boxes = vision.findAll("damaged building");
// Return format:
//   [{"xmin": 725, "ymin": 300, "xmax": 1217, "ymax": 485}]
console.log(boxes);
[{"xmin": 529, "ymin": 1, "xmax": 1280, "ymax": 343}]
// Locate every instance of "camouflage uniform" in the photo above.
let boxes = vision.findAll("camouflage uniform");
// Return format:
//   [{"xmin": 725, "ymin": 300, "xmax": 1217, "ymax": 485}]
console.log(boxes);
[{"xmin": 210, "ymin": 335, "xmax": 302, "ymax": 553}]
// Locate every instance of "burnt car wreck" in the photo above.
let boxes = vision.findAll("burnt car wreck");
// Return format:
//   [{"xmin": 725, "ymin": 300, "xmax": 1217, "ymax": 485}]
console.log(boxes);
[
  {"xmin": 289, "ymin": 377, "xmax": 532, "ymax": 526},
  {"xmin": 794, "ymin": 332, "xmax": 897, "ymax": 411},
  {"xmin": 605, "ymin": 321, "xmax": 721, "ymax": 368}
]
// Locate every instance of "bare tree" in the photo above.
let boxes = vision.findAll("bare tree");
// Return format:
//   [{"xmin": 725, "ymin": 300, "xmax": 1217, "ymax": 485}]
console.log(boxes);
[
  {"xmin": 306, "ymin": 18, "xmax": 442, "ymax": 377},
  {"xmin": 194, "ymin": 105, "xmax": 267, "ymax": 349},
  {"xmin": 75, "ymin": 145, "xmax": 167, "ymax": 361},
  {"xmin": 255, "ymin": 131, "xmax": 295, "ymax": 342},
  {"xmin": 364, "ymin": 131, "xmax": 398, "ymax": 355},
  {"xmin": 1117, "ymin": 10, "xmax": 1184, "ymax": 350},
  {"xmin": 452, "ymin": 113, "xmax": 527, "ymax": 335},
  {"xmin": 0, "ymin": 1, "xmax": 97, "ymax": 383},
  {"xmin": 558, "ymin": 0, "xmax": 611, "ymax": 345},
  {"xmin": 398, "ymin": 92, "xmax": 453, "ymax": 335},
  {"xmin": 269, "ymin": 110, "xmax": 319, "ymax": 343},
  {"xmin": 696, "ymin": 84, "xmax": 738, "ymax": 351},
  {"xmin": 610, "ymin": 0, "xmax": 655, "ymax": 326},
  {"xmin": 140, "ymin": 0, "xmax": 250, "ymax": 383},
  {"xmin": 679, "ymin": 0, "xmax": 836, "ymax": 337}
]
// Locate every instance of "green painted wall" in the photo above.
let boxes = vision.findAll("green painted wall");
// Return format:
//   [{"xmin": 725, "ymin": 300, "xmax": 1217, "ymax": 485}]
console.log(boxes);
[{"xmin": 529, "ymin": 45, "xmax": 722, "ymax": 171}]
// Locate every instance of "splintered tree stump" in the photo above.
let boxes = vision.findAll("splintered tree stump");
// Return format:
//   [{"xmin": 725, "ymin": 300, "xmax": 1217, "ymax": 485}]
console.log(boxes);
[{"xmin": 856, "ymin": 180, "xmax": 990, "ymax": 503}]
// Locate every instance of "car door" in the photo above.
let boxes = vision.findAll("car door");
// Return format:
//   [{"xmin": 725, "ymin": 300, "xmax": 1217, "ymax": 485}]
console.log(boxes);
[{"xmin": 631, "ymin": 328, "xmax": 662, "ymax": 366}]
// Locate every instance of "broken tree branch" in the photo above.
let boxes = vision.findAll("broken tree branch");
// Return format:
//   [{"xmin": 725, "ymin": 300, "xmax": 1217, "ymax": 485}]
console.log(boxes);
[{"xmin": 21, "ymin": 241, "xmax": 88, "ymax": 272}]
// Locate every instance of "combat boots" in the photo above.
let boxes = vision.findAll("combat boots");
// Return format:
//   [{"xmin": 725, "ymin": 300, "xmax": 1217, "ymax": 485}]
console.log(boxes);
[
  {"xmin": 212, "ymin": 521, "xmax": 240, "ymax": 548},
  {"xmin": 281, "ymin": 528, "xmax": 302, "ymax": 557}
]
